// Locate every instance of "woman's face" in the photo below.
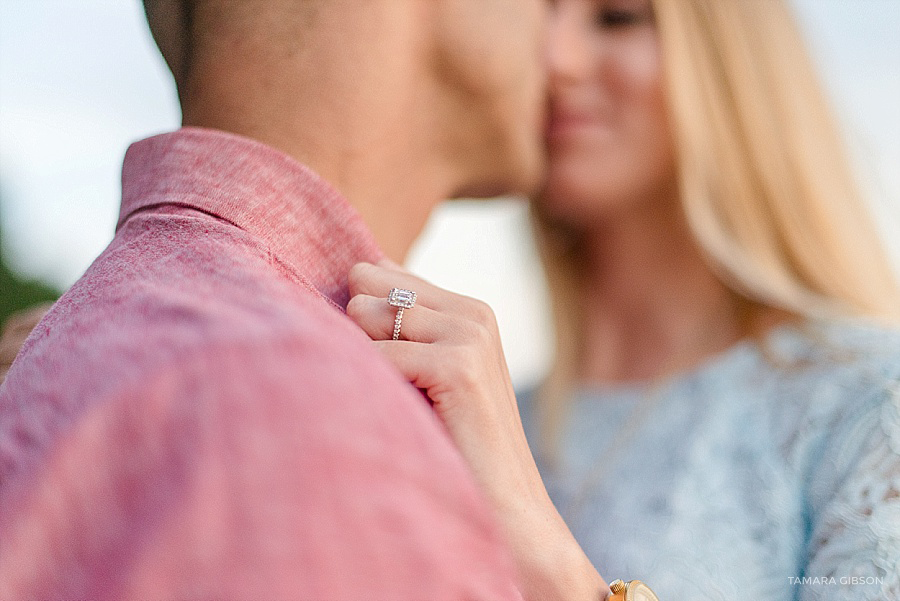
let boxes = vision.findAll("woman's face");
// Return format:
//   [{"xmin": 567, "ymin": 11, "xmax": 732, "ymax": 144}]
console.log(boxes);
[{"xmin": 541, "ymin": 0, "xmax": 676, "ymax": 222}]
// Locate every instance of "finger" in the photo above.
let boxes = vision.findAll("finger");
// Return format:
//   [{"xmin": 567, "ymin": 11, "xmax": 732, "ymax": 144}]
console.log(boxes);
[
  {"xmin": 3, "ymin": 304, "xmax": 51, "ymax": 336},
  {"xmin": 377, "ymin": 257, "xmax": 403, "ymax": 270},
  {"xmin": 346, "ymin": 293, "xmax": 464, "ymax": 343},
  {"xmin": 372, "ymin": 340, "xmax": 447, "ymax": 393},
  {"xmin": 349, "ymin": 262, "xmax": 495, "ymax": 325},
  {"xmin": 349, "ymin": 263, "xmax": 497, "ymax": 329},
  {"xmin": 348, "ymin": 262, "xmax": 459, "ymax": 312},
  {"xmin": 372, "ymin": 340, "xmax": 494, "ymax": 431}
]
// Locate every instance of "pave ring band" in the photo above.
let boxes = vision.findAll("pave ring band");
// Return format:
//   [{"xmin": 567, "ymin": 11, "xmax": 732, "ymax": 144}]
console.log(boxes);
[{"xmin": 387, "ymin": 288, "xmax": 417, "ymax": 341}]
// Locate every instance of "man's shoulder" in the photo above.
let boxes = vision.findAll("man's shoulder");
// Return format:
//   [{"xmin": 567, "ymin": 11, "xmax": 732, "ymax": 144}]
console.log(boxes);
[
  {"xmin": 2, "ymin": 243, "xmax": 387, "ymax": 403},
  {"xmin": 4, "ymin": 242, "xmax": 313, "ymax": 387},
  {"xmin": 0, "ymin": 225, "xmax": 393, "ymax": 483},
  {"xmin": 0, "ymin": 286, "xmax": 522, "ymax": 601}
]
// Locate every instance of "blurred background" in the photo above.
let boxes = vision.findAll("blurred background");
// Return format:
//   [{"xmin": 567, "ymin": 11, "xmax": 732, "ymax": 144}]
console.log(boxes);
[{"xmin": 1, "ymin": 0, "xmax": 898, "ymax": 389}]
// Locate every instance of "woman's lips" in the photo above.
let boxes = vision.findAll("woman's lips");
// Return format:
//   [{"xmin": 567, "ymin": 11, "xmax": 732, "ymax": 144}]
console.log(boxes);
[{"xmin": 546, "ymin": 109, "xmax": 612, "ymax": 143}]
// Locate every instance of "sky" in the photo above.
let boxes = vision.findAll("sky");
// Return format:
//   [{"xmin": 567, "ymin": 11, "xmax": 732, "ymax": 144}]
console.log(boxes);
[{"xmin": 0, "ymin": 0, "xmax": 898, "ymax": 386}]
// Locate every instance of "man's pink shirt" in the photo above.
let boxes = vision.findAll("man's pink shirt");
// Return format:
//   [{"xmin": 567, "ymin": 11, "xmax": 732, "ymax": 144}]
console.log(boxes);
[{"xmin": 0, "ymin": 128, "xmax": 522, "ymax": 600}]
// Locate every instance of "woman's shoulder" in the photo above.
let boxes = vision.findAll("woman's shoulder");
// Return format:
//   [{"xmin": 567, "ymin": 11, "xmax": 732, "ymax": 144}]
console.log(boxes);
[
  {"xmin": 758, "ymin": 316, "xmax": 900, "ymax": 466},
  {"xmin": 807, "ymin": 316, "xmax": 900, "ymax": 358},
  {"xmin": 780, "ymin": 320, "xmax": 900, "ymax": 548},
  {"xmin": 765, "ymin": 316, "xmax": 900, "ymax": 391},
  {"xmin": 516, "ymin": 316, "xmax": 900, "ymax": 413},
  {"xmin": 514, "ymin": 316, "xmax": 900, "ymax": 449}
]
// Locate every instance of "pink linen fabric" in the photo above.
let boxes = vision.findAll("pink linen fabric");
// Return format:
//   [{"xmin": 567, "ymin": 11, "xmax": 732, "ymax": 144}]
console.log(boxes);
[{"xmin": 0, "ymin": 127, "xmax": 522, "ymax": 600}]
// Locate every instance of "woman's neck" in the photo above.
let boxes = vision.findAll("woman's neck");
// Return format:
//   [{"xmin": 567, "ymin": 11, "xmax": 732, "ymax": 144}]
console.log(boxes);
[{"xmin": 576, "ymin": 198, "xmax": 777, "ymax": 386}]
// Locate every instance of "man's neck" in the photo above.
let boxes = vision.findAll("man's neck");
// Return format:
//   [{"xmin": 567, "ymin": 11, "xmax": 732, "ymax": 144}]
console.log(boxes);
[
  {"xmin": 194, "ymin": 119, "xmax": 449, "ymax": 264},
  {"xmin": 180, "ymin": 2, "xmax": 459, "ymax": 262}
]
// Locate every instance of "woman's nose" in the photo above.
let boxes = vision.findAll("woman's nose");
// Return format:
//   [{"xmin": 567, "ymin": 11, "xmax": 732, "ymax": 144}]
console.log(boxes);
[{"xmin": 545, "ymin": 4, "xmax": 593, "ymax": 87}]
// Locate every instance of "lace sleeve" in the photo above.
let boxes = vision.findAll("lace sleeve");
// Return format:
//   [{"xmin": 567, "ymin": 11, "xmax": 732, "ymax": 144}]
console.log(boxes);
[{"xmin": 800, "ymin": 380, "xmax": 900, "ymax": 600}]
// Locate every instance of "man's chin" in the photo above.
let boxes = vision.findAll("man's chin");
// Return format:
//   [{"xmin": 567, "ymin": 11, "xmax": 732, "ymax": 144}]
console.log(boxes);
[{"xmin": 452, "ymin": 151, "xmax": 547, "ymax": 200}]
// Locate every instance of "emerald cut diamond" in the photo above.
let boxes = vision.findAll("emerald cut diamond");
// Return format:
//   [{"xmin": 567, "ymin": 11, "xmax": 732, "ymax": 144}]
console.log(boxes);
[{"xmin": 388, "ymin": 288, "xmax": 417, "ymax": 309}]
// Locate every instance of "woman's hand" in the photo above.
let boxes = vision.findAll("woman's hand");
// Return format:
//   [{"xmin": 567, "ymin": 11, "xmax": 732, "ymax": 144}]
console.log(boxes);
[
  {"xmin": 347, "ymin": 261, "xmax": 607, "ymax": 601},
  {"xmin": 0, "ymin": 304, "xmax": 51, "ymax": 386}
]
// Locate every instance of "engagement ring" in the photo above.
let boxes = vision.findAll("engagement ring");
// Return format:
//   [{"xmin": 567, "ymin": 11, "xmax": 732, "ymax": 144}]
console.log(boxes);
[{"xmin": 387, "ymin": 288, "xmax": 417, "ymax": 340}]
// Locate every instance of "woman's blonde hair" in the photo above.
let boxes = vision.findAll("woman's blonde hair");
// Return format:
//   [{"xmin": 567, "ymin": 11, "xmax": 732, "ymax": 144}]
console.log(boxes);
[{"xmin": 534, "ymin": 0, "xmax": 900, "ymax": 452}]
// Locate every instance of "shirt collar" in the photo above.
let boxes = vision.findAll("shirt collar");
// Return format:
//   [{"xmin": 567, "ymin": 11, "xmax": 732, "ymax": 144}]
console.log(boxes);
[{"xmin": 118, "ymin": 126, "xmax": 384, "ymax": 309}]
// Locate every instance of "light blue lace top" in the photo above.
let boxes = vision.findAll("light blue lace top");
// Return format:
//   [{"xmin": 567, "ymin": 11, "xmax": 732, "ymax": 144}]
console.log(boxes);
[{"xmin": 518, "ymin": 318, "xmax": 900, "ymax": 600}]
